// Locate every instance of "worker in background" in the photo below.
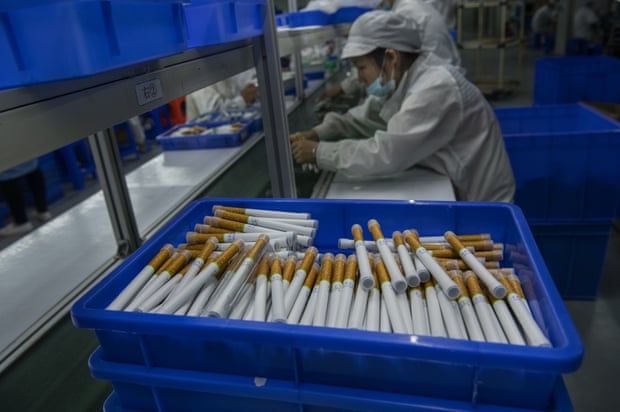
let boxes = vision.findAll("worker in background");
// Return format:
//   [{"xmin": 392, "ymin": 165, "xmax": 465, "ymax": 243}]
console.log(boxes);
[
  {"xmin": 573, "ymin": 0, "xmax": 602, "ymax": 54},
  {"xmin": 290, "ymin": 11, "xmax": 515, "ymax": 202},
  {"xmin": 0, "ymin": 159, "xmax": 51, "ymax": 236},
  {"xmin": 185, "ymin": 69, "xmax": 258, "ymax": 121},
  {"xmin": 423, "ymin": 0, "xmax": 458, "ymax": 29},
  {"xmin": 318, "ymin": 0, "xmax": 461, "ymax": 102},
  {"xmin": 531, "ymin": 1, "xmax": 559, "ymax": 54}
]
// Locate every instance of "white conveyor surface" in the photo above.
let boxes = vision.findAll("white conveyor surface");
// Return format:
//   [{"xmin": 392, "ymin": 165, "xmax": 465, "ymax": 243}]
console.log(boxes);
[{"xmin": 324, "ymin": 168, "xmax": 456, "ymax": 201}]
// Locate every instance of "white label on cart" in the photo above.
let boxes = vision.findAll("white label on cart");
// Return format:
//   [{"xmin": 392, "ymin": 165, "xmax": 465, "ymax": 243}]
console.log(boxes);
[{"xmin": 135, "ymin": 78, "xmax": 163, "ymax": 106}]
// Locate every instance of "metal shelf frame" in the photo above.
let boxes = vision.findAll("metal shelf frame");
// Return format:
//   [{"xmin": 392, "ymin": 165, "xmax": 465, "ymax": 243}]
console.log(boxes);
[
  {"xmin": 0, "ymin": 0, "xmax": 347, "ymax": 371},
  {"xmin": 456, "ymin": 0, "xmax": 525, "ymax": 94},
  {"xmin": 0, "ymin": 0, "xmax": 299, "ymax": 256}
]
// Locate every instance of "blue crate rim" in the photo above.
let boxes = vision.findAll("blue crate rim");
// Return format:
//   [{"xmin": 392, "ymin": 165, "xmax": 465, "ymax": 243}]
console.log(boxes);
[
  {"xmin": 155, "ymin": 122, "xmax": 249, "ymax": 141},
  {"xmin": 536, "ymin": 55, "xmax": 620, "ymax": 67},
  {"xmin": 71, "ymin": 199, "xmax": 583, "ymax": 374},
  {"xmin": 495, "ymin": 103, "xmax": 620, "ymax": 136},
  {"xmin": 0, "ymin": 0, "xmax": 185, "ymax": 10}
]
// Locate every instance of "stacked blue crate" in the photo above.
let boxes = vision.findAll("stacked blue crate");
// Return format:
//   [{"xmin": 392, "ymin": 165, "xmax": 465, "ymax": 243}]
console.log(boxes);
[
  {"xmin": 56, "ymin": 140, "xmax": 97, "ymax": 191},
  {"xmin": 533, "ymin": 56, "xmax": 620, "ymax": 105},
  {"xmin": 73, "ymin": 199, "xmax": 583, "ymax": 411},
  {"xmin": 36, "ymin": 153, "xmax": 65, "ymax": 204},
  {"xmin": 184, "ymin": 0, "xmax": 265, "ymax": 49},
  {"xmin": 0, "ymin": 0, "xmax": 187, "ymax": 90},
  {"xmin": 0, "ymin": 205, "xmax": 9, "ymax": 227},
  {"xmin": 495, "ymin": 103, "xmax": 620, "ymax": 298},
  {"xmin": 95, "ymin": 349, "xmax": 574, "ymax": 412}
]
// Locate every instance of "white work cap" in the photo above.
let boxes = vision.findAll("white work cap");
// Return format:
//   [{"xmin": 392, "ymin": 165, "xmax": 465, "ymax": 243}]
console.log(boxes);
[{"xmin": 341, "ymin": 10, "xmax": 423, "ymax": 59}]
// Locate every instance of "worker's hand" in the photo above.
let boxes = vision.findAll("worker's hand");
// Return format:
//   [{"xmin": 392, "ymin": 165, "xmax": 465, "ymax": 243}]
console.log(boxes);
[
  {"xmin": 241, "ymin": 83, "xmax": 258, "ymax": 105},
  {"xmin": 291, "ymin": 139, "xmax": 319, "ymax": 165},
  {"xmin": 318, "ymin": 84, "xmax": 344, "ymax": 101},
  {"xmin": 290, "ymin": 129, "xmax": 319, "ymax": 142}
]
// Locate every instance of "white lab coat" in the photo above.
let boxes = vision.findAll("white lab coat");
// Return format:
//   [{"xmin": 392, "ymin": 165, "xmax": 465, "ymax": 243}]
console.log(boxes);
[
  {"xmin": 315, "ymin": 94, "xmax": 387, "ymax": 140},
  {"xmin": 393, "ymin": 0, "xmax": 461, "ymax": 68},
  {"xmin": 532, "ymin": 5, "xmax": 557, "ymax": 34},
  {"xmin": 185, "ymin": 69, "xmax": 257, "ymax": 121},
  {"xmin": 315, "ymin": 53, "xmax": 515, "ymax": 202},
  {"xmin": 573, "ymin": 6, "xmax": 599, "ymax": 41},
  {"xmin": 423, "ymin": 0, "xmax": 457, "ymax": 29}
]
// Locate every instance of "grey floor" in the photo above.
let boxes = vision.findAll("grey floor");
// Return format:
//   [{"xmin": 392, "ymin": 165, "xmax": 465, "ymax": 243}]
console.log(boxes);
[{"xmin": 1, "ymin": 46, "xmax": 619, "ymax": 411}]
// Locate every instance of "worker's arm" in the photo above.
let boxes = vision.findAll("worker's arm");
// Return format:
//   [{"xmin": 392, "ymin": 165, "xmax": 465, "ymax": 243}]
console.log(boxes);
[{"xmin": 313, "ymin": 96, "xmax": 387, "ymax": 141}]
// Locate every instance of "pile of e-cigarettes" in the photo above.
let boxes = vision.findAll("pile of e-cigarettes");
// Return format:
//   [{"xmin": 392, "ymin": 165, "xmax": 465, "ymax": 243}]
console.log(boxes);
[{"xmin": 107, "ymin": 206, "xmax": 551, "ymax": 347}]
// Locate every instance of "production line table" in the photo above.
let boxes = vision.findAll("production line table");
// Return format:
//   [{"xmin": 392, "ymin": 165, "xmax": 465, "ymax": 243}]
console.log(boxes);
[{"xmin": 312, "ymin": 168, "xmax": 456, "ymax": 201}]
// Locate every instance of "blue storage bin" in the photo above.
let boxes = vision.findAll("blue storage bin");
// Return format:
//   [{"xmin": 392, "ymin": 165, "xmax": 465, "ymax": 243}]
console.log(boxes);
[
  {"xmin": 286, "ymin": 10, "xmax": 330, "ymax": 28},
  {"xmin": 533, "ymin": 56, "xmax": 620, "ymax": 105},
  {"xmin": 94, "ymin": 349, "xmax": 574, "ymax": 412},
  {"xmin": 284, "ymin": 78, "xmax": 309, "ymax": 95},
  {"xmin": 71, "ymin": 199, "xmax": 583, "ymax": 410},
  {"xmin": 304, "ymin": 70, "xmax": 325, "ymax": 80},
  {"xmin": 194, "ymin": 109, "xmax": 262, "ymax": 134},
  {"xmin": 0, "ymin": 0, "xmax": 186, "ymax": 90},
  {"xmin": 156, "ymin": 122, "xmax": 250, "ymax": 150},
  {"xmin": 0, "ymin": 205, "xmax": 9, "ymax": 227},
  {"xmin": 38, "ymin": 153, "xmax": 65, "ymax": 204},
  {"xmin": 275, "ymin": 13, "xmax": 288, "ymax": 27},
  {"xmin": 329, "ymin": 6, "xmax": 372, "ymax": 24},
  {"xmin": 184, "ymin": 0, "xmax": 265, "ymax": 49},
  {"xmin": 495, "ymin": 104, "xmax": 620, "ymax": 222},
  {"xmin": 530, "ymin": 222, "xmax": 611, "ymax": 299}
]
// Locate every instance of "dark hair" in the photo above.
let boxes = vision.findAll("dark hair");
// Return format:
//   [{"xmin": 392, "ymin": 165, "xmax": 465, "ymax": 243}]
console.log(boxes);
[{"xmin": 368, "ymin": 47, "xmax": 419, "ymax": 72}]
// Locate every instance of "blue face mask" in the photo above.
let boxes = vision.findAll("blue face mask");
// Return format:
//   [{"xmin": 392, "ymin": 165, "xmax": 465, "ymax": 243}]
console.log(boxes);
[
  {"xmin": 366, "ymin": 76, "xmax": 395, "ymax": 97},
  {"xmin": 366, "ymin": 57, "xmax": 395, "ymax": 97}
]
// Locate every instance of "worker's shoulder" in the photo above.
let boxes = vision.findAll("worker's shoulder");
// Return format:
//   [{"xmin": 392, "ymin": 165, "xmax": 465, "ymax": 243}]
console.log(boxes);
[{"xmin": 415, "ymin": 58, "xmax": 461, "ymax": 86}]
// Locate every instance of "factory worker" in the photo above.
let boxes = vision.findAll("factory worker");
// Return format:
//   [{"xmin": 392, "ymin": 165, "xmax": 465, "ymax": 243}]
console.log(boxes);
[
  {"xmin": 291, "ymin": 11, "xmax": 515, "ymax": 202},
  {"xmin": 318, "ymin": 0, "xmax": 461, "ymax": 102},
  {"xmin": 573, "ymin": 0, "xmax": 601, "ymax": 54},
  {"xmin": 423, "ymin": 0, "xmax": 458, "ymax": 29},
  {"xmin": 531, "ymin": 1, "xmax": 558, "ymax": 54},
  {"xmin": 384, "ymin": 0, "xmax": 461, "ymax": 67},
  {"xmin": 185, "ymin": 69, "xmax": 258, "ymax": 121}
]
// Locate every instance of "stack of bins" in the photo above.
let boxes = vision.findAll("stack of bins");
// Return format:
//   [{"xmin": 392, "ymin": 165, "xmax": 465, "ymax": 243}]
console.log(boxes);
[
  {"xmin": 0, "ymin": 0, "xmax": 187, "ymax": 90},
  {"xmin": 71, "ymin": 198, "xmax": 584, "ymax": 411},
  {"xmin": 533, "ymin": 56, "xmax": 620, "ymax": 105},
  {"xmin": 495, "ymin": 104, "xmax": 620, "ymax": 298}
]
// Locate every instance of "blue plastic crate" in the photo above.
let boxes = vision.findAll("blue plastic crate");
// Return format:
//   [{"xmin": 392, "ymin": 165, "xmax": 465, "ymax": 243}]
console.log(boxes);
[
  {"xmin": 275, "ymin": 13, "xmax": 288, "ymax": 27},
  {"xmin": 329, "ymin": 6, "xmax": 372, "ymax": 24},
  {"xmin": 533, "ymin": 56, "xmax": 620, "ymax": 105},
  {"xmin": 156, "ymin": 122, "xmax": 250, "ymax": 150},
  {"xmin": 0, "ymin": 0, "xmax": 186, "ymax": 90},
  {"xmin": 71, "ymin": 199, "xmax": 583, "ymax": 410},
  {"xmin": 194, "ymin": 109, "xmax": 262, "ymax": 134},
  {"xmin": 286, "ymin": 10, "xmax": 330, "ymax": 28},
  {"xmin": 284, "ymin": 78, "xmax": 309, "ymax": 95},
  {"xmin": 184, "ymin": 0, "xmax": 265, "ymax": 49},
  {"xmin": 495, "ymin": 104, "xmax": 620, "ymax": 222},
  {"xmin": 304, "ymin": 70, "xmax": 325, "ymax": 80},
  {"xmin": 37, "ymin": 153, "xmax": 65, "ymax": 204},
  {"xmin": 530, "ymin": 222, "xmax": 611, "ymax": 299},
  {"xmin": 95, "ymin": 349, "xmax": 574, "ymax": 412}
]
